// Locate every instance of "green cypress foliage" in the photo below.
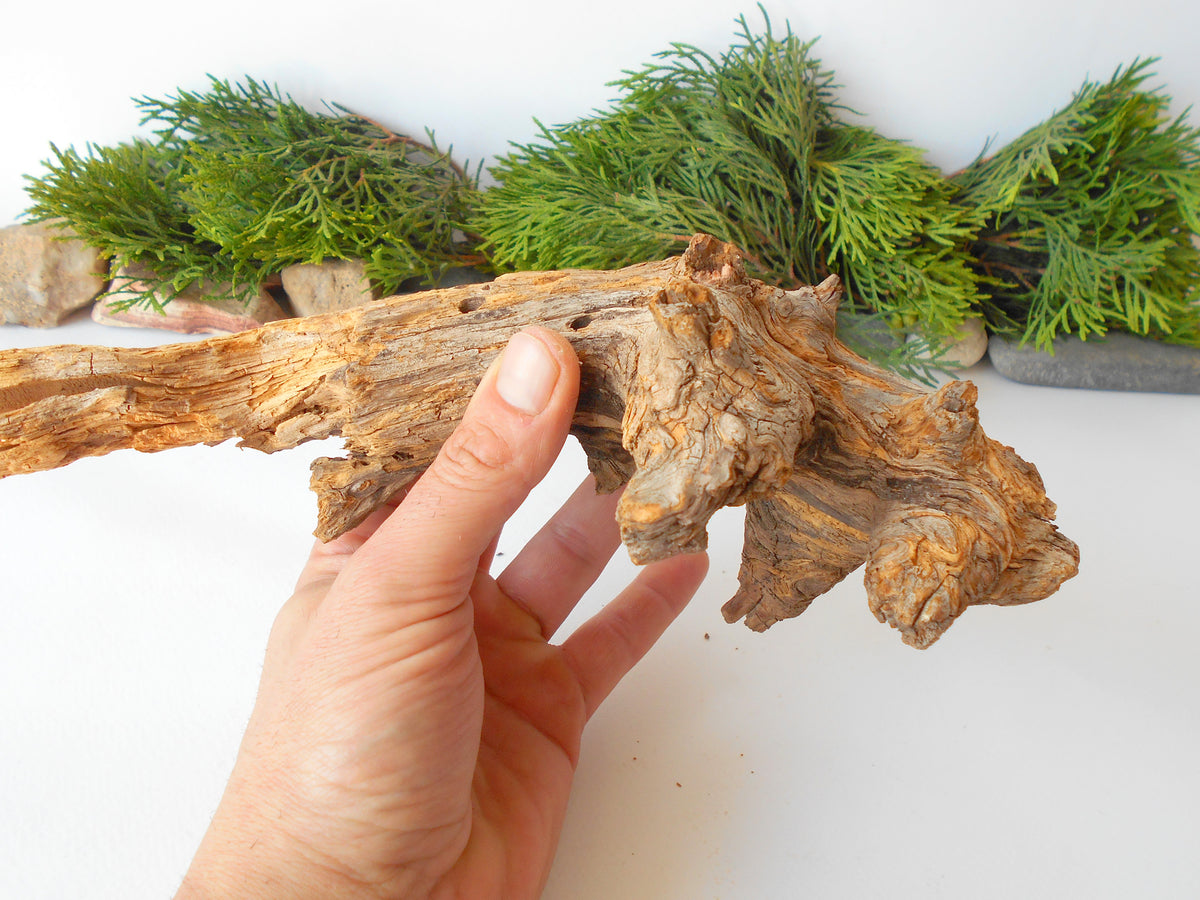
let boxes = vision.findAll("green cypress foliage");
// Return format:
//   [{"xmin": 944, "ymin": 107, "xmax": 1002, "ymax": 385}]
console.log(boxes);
[
  {"xmin": 473, "ymin": 12, "xmax": 988, "ymax": 362},
  {"xmin": 23, "ymin": 139, "xmax": 225, "ymax": 310},
  {"xmin": 953, "ymin": 59, "xmax": 1200, "ymax": 349},
  {"xmin": 810, "ymin": 126, "xmax": 982, "ymax": 338},
  {"xmin": 25, "ymin": 77, "xmax": 481, "ymax": 308},
  {"xmin": 19, "ymin": 20, "xmax": 1200, "ymax": 367},
  {"xmin": 472, "ymin": 19, "xmax": 835, "ymax": 285}
]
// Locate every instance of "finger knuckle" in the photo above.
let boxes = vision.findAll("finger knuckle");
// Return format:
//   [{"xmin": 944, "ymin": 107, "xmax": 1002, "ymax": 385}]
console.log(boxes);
[
  {"xmin": 435, "ymin": 417, "xmax": 517, "ymax": 491},
  {"xmin": 266, "ymin": 587, "xmax": 322, "ymax": 652},
  {"xmin": 547, "ymin": 517, "xmax": 606, "ymax": 569}
]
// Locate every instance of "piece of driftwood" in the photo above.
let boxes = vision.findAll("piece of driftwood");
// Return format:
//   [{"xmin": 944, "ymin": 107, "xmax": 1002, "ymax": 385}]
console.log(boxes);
[{"xmin": 0, "ymin": 235, "xmax": 1078, "ymax": 647}]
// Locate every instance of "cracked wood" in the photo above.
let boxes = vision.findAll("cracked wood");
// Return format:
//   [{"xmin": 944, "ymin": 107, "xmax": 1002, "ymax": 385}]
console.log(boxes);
[{"xmin": 0, "ymin": 235, "xmax": 1079, "ymax": 647}]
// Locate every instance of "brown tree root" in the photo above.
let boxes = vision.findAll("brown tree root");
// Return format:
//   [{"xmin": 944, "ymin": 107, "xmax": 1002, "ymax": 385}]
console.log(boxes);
[{"xmin": 0, "ymin": 235, "xmax": 1079, "ymax": 647}]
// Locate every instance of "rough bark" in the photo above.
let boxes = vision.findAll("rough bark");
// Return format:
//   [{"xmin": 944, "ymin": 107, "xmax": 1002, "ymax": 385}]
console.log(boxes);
[{"xmin": 0, "ymin": 234, "xmax": 1079, "ymax": 647}]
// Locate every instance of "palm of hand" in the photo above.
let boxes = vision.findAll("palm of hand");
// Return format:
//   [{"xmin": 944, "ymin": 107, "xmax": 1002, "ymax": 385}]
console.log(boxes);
[
  {"xmin": 188, "ymin": 484, "xmax": 704, "ymax": 900},
  {"xmin": 250, "ymin": 571, "xmax": 585, "ymax": 899},
  {"xmin": 176, "ymin": 330, "xmax": 706, "ymax": 900}
]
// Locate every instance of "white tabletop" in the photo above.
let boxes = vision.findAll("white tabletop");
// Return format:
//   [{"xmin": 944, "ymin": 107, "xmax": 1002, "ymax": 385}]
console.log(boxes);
[{"xmin": 1, "ymin": 314, "xmax": 1197, "ymax": 899}]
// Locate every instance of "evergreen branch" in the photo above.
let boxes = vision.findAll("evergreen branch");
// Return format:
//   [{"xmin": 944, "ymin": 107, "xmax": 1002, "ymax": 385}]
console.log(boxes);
[
  {"xmin": 808, "ymin": 126, "xmax": 985, "ymax": 334},
  {"xmin": 21, "ymin": 20, "xmax": 1200, "ymax": 369},
  {"xmin": 23, "ymin": 139, "xmax": 247, "ymax": 303},
  {"xmin": 474, "ymin": 8, "xmax": 983, "ymax": 375},
  {"xmin": 836, "ymin": 309, "xmax": 956, "ymax": 386},
  {"xmin": 953, "ymin": 58, "xmax": 1200, "ymax": 349},
  {"xmin": 24, "ymin": 75, "xmax": 482, "ymax": 308}
]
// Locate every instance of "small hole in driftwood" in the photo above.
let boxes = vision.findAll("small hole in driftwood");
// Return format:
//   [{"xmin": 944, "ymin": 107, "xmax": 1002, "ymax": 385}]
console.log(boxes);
[
  {"xmin": 458, "ymin": 296, "xmax": 484, "ymax": 313},
  {"xmin": 569, "ymin": 315, "xmax": 593, "ymax": 330}
]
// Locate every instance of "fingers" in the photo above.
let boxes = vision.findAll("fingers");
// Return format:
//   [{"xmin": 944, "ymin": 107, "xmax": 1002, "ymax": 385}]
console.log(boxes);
[
  {"xmin": 293, "ymin": 490, "xmax": 410, "ymax": 593},
  {"xmin": 497, "ymin": 477, "xmax": 624, "ymax": 639},
  {"xmin": 333, "ymin": 327, "xmax": 580, "ymax": 621},
  {"xmin": 561, "ymin": 552, "xmax": 709, "ymax": 719}
]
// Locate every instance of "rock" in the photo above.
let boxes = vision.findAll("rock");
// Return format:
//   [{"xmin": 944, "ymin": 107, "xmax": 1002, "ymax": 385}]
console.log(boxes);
[
  {"xmin": 93, "ymin": 265, "xmax": 287, "ymax": 335},
  {"xmin": 0, "ymin": 220, "xmax": 108, "ymax": 326},
  {"xmin": 834, "ymin": 310, "xmax": 904, "ymax": 357},
  {"xmin": 423, "ymin": 266, "xmax": 492, "ymax": 290},
  {"xmin": 943, "ymin": 317, "xmax": 989, "ymax": 368},
  {"xmin": 281, "ymin": 259, "xmax": 374, "ymax": 316},
  {"xmin": 281, "ymin": 259, "xmax": 493, "ymax": 317},
  {"xmin": 907, "ymin": 317, "xmax": 989, "ymax": 368},
  {"xmin": 988, "ymin": 332, "xmax": 1200, "ymax": 394}
]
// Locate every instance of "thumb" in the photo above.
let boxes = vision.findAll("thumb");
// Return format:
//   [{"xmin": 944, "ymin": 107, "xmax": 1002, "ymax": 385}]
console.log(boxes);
[{"xmin": 336, "ymin": 327, "xmax": 581, "ymax": 615}]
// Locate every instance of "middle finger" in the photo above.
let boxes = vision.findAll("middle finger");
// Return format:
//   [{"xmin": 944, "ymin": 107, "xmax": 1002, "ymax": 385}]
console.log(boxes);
[{"xmin": 497, "ymin": 475, "xmax": 624, "ymax": 639}]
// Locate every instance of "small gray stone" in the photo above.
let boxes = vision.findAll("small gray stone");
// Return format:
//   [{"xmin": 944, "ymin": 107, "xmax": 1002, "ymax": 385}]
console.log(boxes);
[
  {"xmin": 281, "ymin": 259, "xmax": 374, "ymax": 316},
  {"xmin": 836, "ymin": 310, "xmax": 903, "ymax": 356},
  {"xmin": 425, "ymin": 266, "xmax": 492, "ymax": 290},
  {"xmin": 0, "ymin": 220, "xmax": 108, "ymax": 326},
  {"xmin": 988, "ymin": 332, "xmax": 1200, "ymax": 394}
]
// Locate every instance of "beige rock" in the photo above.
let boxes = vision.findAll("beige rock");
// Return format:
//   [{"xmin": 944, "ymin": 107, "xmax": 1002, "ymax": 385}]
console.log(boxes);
[
  {"xmin": 908, "ymin": 317, "xmax": 989, "ymax": 368},
  {"xmin": 0, "ymin": 220, "xmax": 108, "ymax": 327},
  {"xmin": 93, "ymin": 265, "xmax": 287, "ymax": 335},
  {"xmin": 281, "ymin": 258, "xmax": 375, "ymax": 316}
]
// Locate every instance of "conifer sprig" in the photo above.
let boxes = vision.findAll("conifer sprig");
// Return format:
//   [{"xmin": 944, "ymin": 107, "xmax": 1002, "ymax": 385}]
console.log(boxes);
[
  {"xmin": 953, "ymin": 59, "xmax": 1200, "ymax": 348},
  {"xmin": 809, "ymin": 126, "xmax": 983, "ymax": 336},
  {"xmin": 24, "ymin": 76, "xmax": 482, "ymax": 308},
  {"xmin": 20, "ymin": 18, "xmax": 1200, "ymax": 369},
  {"xmin": 477, "ymin": 13, "xmax": 834, "ymax": 287},
  {"xmin": 473, "ymin": 10, "xmax": 988, "ymax": 377},
  {"xmin": 23, "ymin": 138, "xmax": 235, "ymax": 308}
]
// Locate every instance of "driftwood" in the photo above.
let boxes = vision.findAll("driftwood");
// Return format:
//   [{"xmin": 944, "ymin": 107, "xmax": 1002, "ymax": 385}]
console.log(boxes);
[{"xmin": 0, "ymin": 235, "xmax": 1078, "ymax": 647}]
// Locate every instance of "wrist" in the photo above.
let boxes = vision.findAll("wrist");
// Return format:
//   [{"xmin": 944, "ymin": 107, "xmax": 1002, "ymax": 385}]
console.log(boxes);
[
  {"xmin": 175, "ymin": 825, "xmax": 335, "ymax": 900},
  {"xmin": 175, "ymin": 798, "xmax": 432, "ymax": 900}
]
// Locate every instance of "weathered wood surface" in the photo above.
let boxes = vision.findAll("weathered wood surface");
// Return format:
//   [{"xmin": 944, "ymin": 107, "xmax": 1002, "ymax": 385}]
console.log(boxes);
[{"xmin": 0, "ymin": 235, "xmax": 1079, "ymax": 647}]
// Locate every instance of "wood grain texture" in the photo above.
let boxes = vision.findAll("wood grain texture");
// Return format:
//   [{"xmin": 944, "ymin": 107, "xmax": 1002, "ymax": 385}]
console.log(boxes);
[{"xmin": 0, "ymin": 235, "xmax": 1079, "ymax": 646}]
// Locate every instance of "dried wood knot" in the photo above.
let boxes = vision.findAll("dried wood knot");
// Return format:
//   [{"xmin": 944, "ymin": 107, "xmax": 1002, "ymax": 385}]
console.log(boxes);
[
  {"xmin": 617, "ymin": 258, "xmax": 817, "ymax": 563},
  {"xmin": 769, "ymin": 275, "xmax": 842, "ymax": 337},
  {"xmin": 678, "ymin": 233, "xmax": 747, "ymax": 289}
]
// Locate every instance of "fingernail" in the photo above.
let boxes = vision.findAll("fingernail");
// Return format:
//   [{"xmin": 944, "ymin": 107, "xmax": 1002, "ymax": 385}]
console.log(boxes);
[{"xmin": 497, "ymin": 331, "xmax": 559, "ymax": 415}]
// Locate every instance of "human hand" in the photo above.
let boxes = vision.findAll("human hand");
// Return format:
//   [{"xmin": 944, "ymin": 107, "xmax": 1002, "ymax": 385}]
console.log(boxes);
[{"xmin": 175, "ymin": 327, "xmax": 709, "ymax": 899}]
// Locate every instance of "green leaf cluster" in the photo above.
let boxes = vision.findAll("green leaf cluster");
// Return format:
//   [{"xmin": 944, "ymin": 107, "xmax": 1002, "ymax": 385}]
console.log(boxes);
[
  {"xmin": 473, "ymin": 11, "xmax": 988, "ymax": 360},
  {"xmin": 811, "ymin": 126, "xmax": 982, "ymax": 337},
  {"xmin": 25, "ymin": 77, "xmax": 481, "ymax": 308},
  {"xmin": 953, "ymin": 59, "xmax": 1200, "ymax": 349},
  {"xmin": 474, "ymin": 14, "xmax": 834, "ymax": 284},
  {"xmin": 24, "ymin": 138, "xmax": 225, "ymax": 309},
  {"xmin": 20, "ymin": 19, "xmax": 1200, "ymax": 369}
]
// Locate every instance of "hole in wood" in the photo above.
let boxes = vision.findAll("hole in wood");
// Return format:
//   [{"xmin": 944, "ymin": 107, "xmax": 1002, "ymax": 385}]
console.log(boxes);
[
  {"xmin": 458, "ymin": 296, "xmax": 484, "ymax": 314},
  {"xmin": 569, "ymin": 315, "xmax": 593, "ymax": 330}
]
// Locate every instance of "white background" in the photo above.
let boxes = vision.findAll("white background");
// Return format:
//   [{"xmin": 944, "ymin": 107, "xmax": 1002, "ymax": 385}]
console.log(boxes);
[{"xmin": 2, "ymin": 1, "xmax": 1199, "ymax": 897}]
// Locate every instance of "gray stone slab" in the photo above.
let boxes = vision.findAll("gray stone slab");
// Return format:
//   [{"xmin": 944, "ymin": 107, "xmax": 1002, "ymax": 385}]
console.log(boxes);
[{"xmin": 988, "ymin": 332, "xmax": 1200, "ymax": 394}]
